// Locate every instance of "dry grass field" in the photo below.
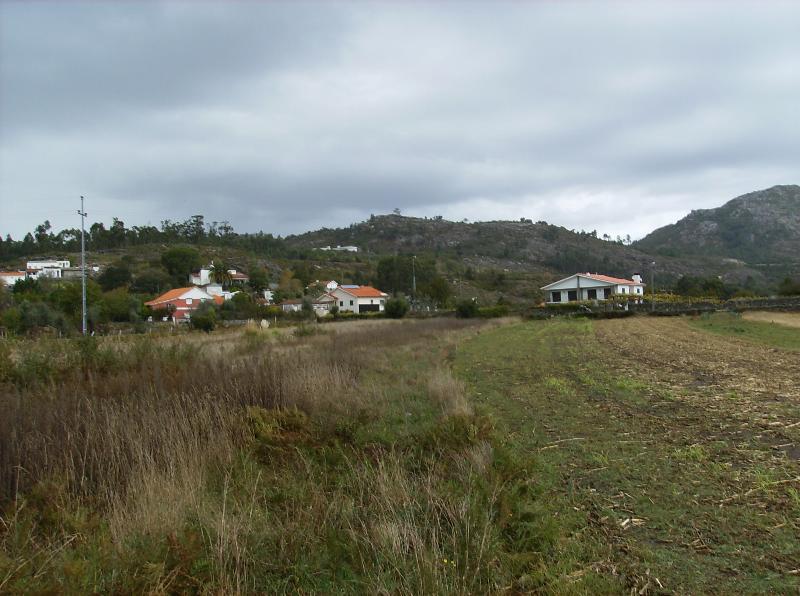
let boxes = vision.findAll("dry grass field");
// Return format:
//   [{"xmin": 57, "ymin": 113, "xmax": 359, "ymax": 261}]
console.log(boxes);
[{"xmin": 743, "ymin": 310, "xmax": 800, "ymax": 329}]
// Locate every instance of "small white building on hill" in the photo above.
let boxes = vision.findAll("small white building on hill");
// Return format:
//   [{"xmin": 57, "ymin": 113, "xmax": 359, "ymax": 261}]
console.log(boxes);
[{"xmin": 541, "ymin": 273, "xmax": 645, "ymax": 303}]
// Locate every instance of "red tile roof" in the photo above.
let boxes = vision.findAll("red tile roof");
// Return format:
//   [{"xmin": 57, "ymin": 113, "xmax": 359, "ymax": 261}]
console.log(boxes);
[
  {"xmin": 582, "ymin": 273, "xmax": 643, "ymax": 285},
  {"xmin": 145, "ymin": 287, "xmax": 193, "ymax": 306},
  {"xmin": 337, "ymin": 285, "xmax": 386, "ymax": 298}
]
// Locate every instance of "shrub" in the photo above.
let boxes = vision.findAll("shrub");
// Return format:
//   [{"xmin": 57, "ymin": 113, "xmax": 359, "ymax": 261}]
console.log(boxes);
[
  {"xmin": 455, "ymin": 299, "xmax": 479, "ymax": 318},
  {"xmin": 478, "ymin": 305, "xmax": 509, "ymax": 318},
  {"xmin": 190, "ymin": 303, "xmax": 216, "ymax": 332},
  {"xmin": 384, "ymin": 297, "xmax": 409, "ymax": 319}
]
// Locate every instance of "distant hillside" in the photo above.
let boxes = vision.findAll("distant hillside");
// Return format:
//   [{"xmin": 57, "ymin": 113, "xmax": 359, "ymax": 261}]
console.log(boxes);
[
  {"xmin": 635, "ymin": 185, "xmax": 800, "ymax": 272},
  {"xmin": 285, "ymin": 214, "xmax": 755, "ymax": 285}
]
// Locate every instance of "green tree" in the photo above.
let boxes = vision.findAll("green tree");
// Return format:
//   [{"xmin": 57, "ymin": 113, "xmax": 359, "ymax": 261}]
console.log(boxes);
[
  {"xmin": 210, "ymin": 260, "xmax": 233, "ymax": 288},
  {"xmin": 248, "ymin": 266, "xmax": 268, "ymax": 293},
  {"xmin": 100, "ymin": 288, "xmax": 138, "ymax": 322},
  {"xmin": 190, "ymin": 302, "xmax": 216, "ymax": 332},
  {"xmin": 98, "ymin": 262, "xmax": 132, "ymax": 291},
  {"xmin": 132, "ymin": 269, "xmax": 172, "ymax": 295},
  {"xmin": 384, "ymin": 297, "xmax": 409, "ymax": 319},
  {"xmin": 420, "ymin": 276, "xmax": 452, "ymax": 307},
  {"xmin": 455, "ymin": 299, "xmax": 479, "ymax": 318},
  {"xmin": 50, "ymin": 280, "xmax": 102, "ymax": 321},
  {"xmin": 161, "ymin": 247, "xmax": 201, "ymax": 283},
  {"xmin": 778, "ymin": 277, "xmax": 800, "ymax": 296}
]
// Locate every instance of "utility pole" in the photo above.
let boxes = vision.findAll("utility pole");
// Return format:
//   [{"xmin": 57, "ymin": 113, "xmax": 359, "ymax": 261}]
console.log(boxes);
[
  {"xmin": 651, "ymin": 261, "xmax": 656, "ymax": 313},
  {"xmin": 411, "ymin": 255, "xmax": 417, "ymax": 310},
  {"xmin": 78, "ymin": 196, "xmax": 88, "ymax": 335}
]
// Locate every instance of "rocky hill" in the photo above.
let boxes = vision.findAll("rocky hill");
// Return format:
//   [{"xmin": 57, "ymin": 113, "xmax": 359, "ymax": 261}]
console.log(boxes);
[
  {"xmin": 634, "ymin": 185, "xmax": 800, "ymax": 276},
  {"xmin": 286, "ymin": 214, "xmax": 761, "ymax": 286}
]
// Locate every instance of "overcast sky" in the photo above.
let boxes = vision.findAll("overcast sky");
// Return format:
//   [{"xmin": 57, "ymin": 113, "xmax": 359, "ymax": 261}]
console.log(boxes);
[{"xmin": 1, "ymin": 1, "xmax": 798, "ymax": 241}]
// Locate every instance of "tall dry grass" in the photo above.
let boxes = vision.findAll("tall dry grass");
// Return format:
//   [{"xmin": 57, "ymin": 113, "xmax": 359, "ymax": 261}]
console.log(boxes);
[{"xmin": 0, "ymin": 317, "xmax": 500, "ymax": 592}]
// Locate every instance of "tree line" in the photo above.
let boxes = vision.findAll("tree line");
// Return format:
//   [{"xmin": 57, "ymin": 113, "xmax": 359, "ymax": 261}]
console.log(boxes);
[{"xmin": 0, "ymin": 215, "xmax": 288, "ymax": 260}]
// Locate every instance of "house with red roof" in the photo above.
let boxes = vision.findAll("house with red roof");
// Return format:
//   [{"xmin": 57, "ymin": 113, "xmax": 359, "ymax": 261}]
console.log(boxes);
[
  {"xmin": 144, "ymin": 287, "xmax": 223, "ymax": 322},
  {"xmin": 330, "ymin": 285, "xmax": 388, "ymax": 314},
  {"xmin": 541, "ymin": 273, "xmax": 645, "ymax": 303}
]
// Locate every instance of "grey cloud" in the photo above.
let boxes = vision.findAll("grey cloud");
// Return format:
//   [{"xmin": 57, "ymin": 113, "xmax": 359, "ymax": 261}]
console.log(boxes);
[{"xmin": 1, "ymin": 1, "xmax": 798, "ymax": 242}]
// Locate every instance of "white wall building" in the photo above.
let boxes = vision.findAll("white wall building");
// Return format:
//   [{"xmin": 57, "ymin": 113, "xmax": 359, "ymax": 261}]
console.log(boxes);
[
  {"xmin": 190, "ymin": 268, "xmax": 212, "ymax": 286},
  {"xmin": 330, "ymin": 285, "xmax": 388, "ymax": 313},
  {"xmin": 541, "ymin": 273, "xmax": 645, "ymax": 303},
  {"xmin": 318, "ymin": 245, "xmax": 358, "ymax": 253},
  {"xmin": 312, "ymin": 293, "xmax": 336, "ymax": 315},
  {"xmin": 0, "ymin": 271, "xmax": 26, "ymax": 286},
  {"xmin": 27, "ymin": 260, "xmax": 70, "ymax": 270},
  {"xmin": 26, "ymin": 259, "xmax": 70, "ymax": 280}
]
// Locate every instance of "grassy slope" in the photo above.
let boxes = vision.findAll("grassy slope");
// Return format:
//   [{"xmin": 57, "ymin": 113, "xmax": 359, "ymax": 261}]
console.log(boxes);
[
  {"xmin": 454, "ymin": 319, "xmax": 800, "ymax": 594},
  {"xmin": 689, "ymin": 312, "xmax": 800, "ymax": 351}
]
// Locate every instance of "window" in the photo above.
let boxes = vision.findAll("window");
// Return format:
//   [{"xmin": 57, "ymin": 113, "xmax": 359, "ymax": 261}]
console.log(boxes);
[
  {"xmin": 186, "ymin": 298, "xmax": 193, "ymax": 305},
  {"xmin": 339, "ymin": 301, "xmax": 343, "ymax": 307},
  {"xmin": 551, "ymin": 291, "xmax": 561, "ymax": 303},
  {"xmin": 603, "ymin": 288, "xmax": 610, "ymax": 299},
  {"xmin": 350, "ymin": 300, "xmax": 353, "ymax": 305},
  {"xmin": 380, "ymin": 299, "xmax": 384, "ymax": 305},
  {"xmin": 587, "ymin": 289, "xmax": 597, "ymax": 300},
  {"xmin": 370, "ymin": 299, "xmax": 374, "ymax": 304},
  {"xmin": 567, "ymin": 290, "xmax": 578, "ymax": 301}
]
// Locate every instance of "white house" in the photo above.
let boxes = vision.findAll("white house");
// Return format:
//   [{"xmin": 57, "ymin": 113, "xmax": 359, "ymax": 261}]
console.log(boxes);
[
  {"xmin": 330, "ymin": 285, "xmax": 388, "ymax": 313},
  {"xmin": 541, "ymin": 273, "xmax": 645, "ymax": 303},
  {"xmin": 312, "ymin": 293, "xmax": 337, "ymax": 315},
  {"xmin": 0, "ymin": 271, "xmax": 26, "ymax": 286},
  {"xmin": 280, "ymin": 299, "xmax": 303, "ymax": 313},
  {"xmin": 27, "ymin": 259, "xmax": 70, "ymax": 270},
  {"xmin": 203, "ymin": 283, "xmax": 239, "ymax": 301},
  {"xmin": 27, "ymin": 259, "xmax": 70, "ymax": 280},
  {"xmin": 318, "ymin": 245, "xmax": 358, "ymax": 253},
  {"xmin": 189, "ymin": 268, "xmax": 212, "ymax": 286}
]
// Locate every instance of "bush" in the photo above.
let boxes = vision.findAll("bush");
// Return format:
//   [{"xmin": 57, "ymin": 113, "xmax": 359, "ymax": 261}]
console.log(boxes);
[
  {"xmin": 384, "ymin": 297, "xmax": 409, "ymax": 319},
  {"xmin": 478, "ymin": 305, "xmax": 509, "ymax": 318},
  {"xmin": 190, "ymin": 303, "xmax": 216, "ymax": 332},
  {"xmin": 455, "ymin": 299, "xmax": 479, "ymax": 318}
]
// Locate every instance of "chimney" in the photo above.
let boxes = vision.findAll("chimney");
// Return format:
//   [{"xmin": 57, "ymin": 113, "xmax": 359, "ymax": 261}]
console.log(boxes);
[{"xmin": 632, "ymin": 273, "xmax": 642, "ymax": 284}]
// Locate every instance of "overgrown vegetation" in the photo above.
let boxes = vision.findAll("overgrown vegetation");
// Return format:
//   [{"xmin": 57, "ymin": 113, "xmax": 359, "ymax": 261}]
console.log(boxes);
[{"xmin": 0, "ymin": 318, "xmax": 542, "ymax": 593}]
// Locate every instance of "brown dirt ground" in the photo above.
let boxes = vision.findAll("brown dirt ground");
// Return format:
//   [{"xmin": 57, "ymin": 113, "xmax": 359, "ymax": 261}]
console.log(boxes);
[
  {"xmin": 743, "ymin": 311, "xmax": 800, "ymax": 328},
  {"xmin": 593, "ymin": 316, "xmax": 800, "ymax": 457}
]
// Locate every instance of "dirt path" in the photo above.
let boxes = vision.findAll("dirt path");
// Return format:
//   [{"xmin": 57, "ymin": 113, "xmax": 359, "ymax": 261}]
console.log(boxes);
[{"xmin": 743, "ymin": 311, "xmax": 800, "ymax": 328}]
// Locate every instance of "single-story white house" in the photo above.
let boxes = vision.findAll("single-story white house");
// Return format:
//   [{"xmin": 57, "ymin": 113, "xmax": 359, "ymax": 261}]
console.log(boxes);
[
  {"xmin": 312, "ymin": 293, "xmax": 337, "ymax": 315},
  {"xmin": 280, "ymin": 299, "xmax": 304, "ymax": 313},
  {"xmin": 0, "ymin": 271, "xmax": 27, "ymax": 286},
  {"xmin": 541, "ymin": 273, "xmax": 645, "ymax": 303},
  {"xmin": 318, "ymin": 245, "xmax": 358, "ymax": 253},
  {"xmin": 330, "ymin": 285, "xmax": 388, "ymax": 313}
]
